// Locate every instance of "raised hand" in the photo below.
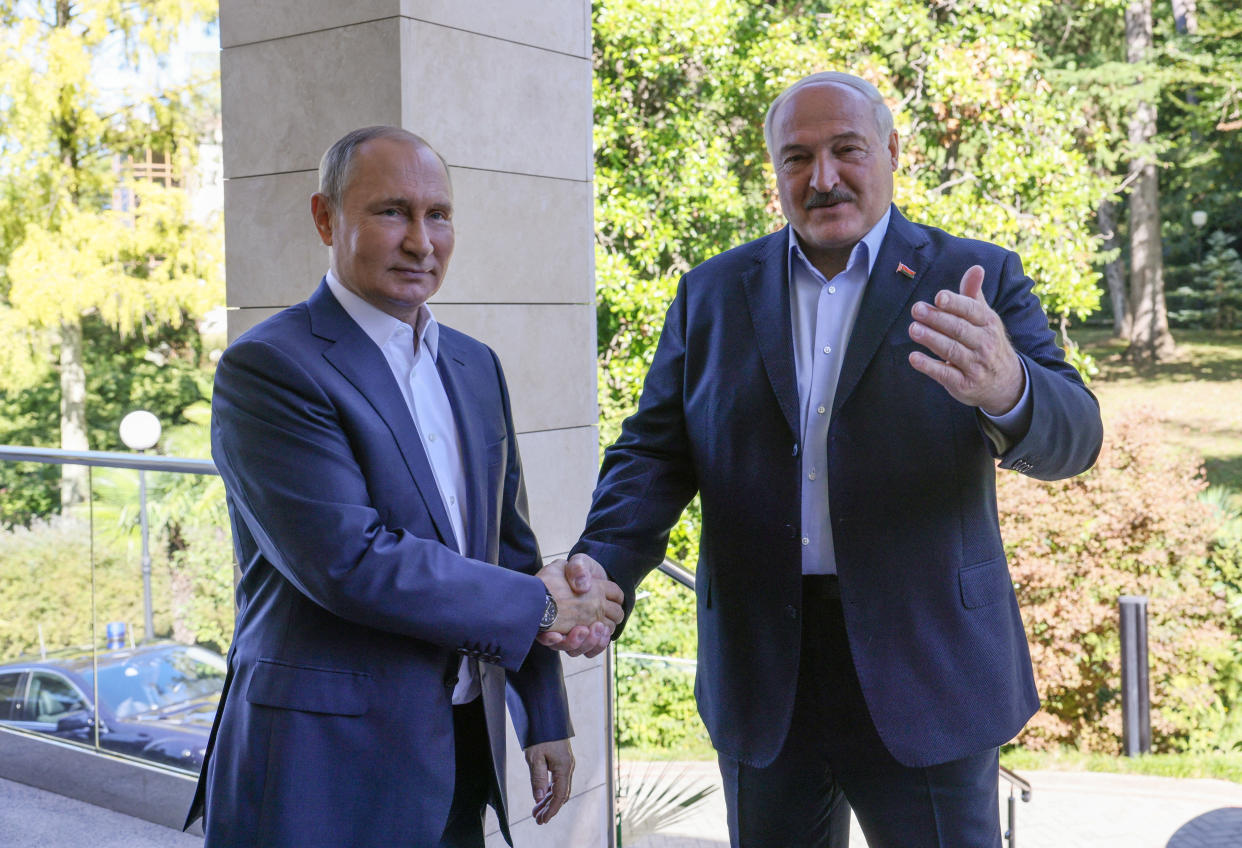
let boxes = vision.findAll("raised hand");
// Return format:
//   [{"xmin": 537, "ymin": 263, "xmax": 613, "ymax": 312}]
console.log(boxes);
[
  {"xmin": 535, "ymin": 556, "xmax": 624, "ymax": 656},
  {"xmin": 907, "ymin": 264, "xmax": 1025, "ymax": 416}
]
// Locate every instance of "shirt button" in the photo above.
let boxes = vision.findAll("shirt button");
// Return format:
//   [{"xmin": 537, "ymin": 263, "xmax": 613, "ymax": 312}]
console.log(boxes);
[
  {"xmin": 801, "ymin": 537, "xmax": 810, "ymax": 546},
  {"xmin": 817, "ymin": 405, "xmax": 826, "ymax": 414},
  {"xmin": 828, "ymin": 285, "xmax": 837, "ymax": 294},
  {"xmin": 449, "ymin": 496, "xmax": 456, "ymax": 505},
  {"xmin": 428, "ymin": 433, "xmax": 437, "ymax": 442},
  {"xmin": 808, "ymin": 470, "xmax": 816, "ymax": 481},
  {"xmin": 823, "ymin": 345, "xmax": 831, "ymax": 354}
]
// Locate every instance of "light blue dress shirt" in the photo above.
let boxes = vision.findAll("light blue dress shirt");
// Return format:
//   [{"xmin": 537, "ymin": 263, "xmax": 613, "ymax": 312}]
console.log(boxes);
[{"xmin": 788, "ymin": 213, "xmax": 1031, "ymax": 575}]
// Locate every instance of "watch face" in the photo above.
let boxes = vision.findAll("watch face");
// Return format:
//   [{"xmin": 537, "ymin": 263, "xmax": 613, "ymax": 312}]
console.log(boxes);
[{"xmin": 540, "ymin": 593, "xmax": 558, "ymax": 630}]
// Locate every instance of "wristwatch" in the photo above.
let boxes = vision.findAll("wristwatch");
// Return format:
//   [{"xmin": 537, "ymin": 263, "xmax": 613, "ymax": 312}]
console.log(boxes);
[{"xmin": 538, "ymin": 590, "xmax": 558, "ymax": 632}]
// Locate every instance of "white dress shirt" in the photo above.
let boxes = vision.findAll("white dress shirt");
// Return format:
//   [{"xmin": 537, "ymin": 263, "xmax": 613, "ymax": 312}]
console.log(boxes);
[{"xmin": 325, "ymin": 271, "xmax": 479, "ymax": 703}]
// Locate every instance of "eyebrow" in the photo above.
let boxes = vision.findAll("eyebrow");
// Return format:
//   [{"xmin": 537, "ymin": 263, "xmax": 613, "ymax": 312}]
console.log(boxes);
[
  {"xmin": 371, "ymin": 196, "xmax": 453, "ymax": 211},
  {"xmin": 778, "ymin": 131, "xmax": 871, "ymax": 155}
]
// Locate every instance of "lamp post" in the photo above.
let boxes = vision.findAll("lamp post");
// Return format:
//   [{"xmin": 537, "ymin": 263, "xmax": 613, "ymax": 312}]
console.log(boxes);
[
  {"xmin": 119, "ymin": 410, "xmax": 161, "ymax": 642},
  {"xmin": 1192, "ymin": 210, "xmax": 1208, "ymax": 263}
]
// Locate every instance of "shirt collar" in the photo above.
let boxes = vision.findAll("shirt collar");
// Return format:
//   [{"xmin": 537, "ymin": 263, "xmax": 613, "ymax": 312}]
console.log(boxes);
[
  {"xmin": 787, "ymin": 205, "xmax": 893, "ymax": 282},
  {"xmin": 325, "ymin": 269, "xmax": 439, "ymax": 359}
]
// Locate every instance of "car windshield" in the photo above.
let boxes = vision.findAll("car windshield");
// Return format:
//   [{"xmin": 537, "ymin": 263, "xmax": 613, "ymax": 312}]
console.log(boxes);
[{"xmin": 86, "ymin": 646, "xmax": 226, "ymax": 720}]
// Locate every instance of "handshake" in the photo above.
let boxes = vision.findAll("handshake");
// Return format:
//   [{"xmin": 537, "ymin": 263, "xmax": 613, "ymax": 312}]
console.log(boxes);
[{"xmin": 534, "ymin": 554, "xmax": 624, "ymax": 658}]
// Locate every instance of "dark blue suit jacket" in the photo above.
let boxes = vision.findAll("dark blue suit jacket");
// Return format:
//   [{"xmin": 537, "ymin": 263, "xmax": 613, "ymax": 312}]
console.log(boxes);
[
  {"xmin": 575, "ymin": 208, "xmax": 1102, "ymax": 769},
  {"xmin": 187, "ymin": 281, "xmax": 570, "ymax": 847}
]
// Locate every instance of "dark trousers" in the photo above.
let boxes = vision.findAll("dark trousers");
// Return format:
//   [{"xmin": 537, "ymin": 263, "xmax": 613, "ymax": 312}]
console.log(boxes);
[
  {"xmin": 438, "ymin": 698, "xmax": 494, "ymax": 848},
  {"xmin": 718, "ymin": 575, "xmax": 1003, "ymax": 848}
]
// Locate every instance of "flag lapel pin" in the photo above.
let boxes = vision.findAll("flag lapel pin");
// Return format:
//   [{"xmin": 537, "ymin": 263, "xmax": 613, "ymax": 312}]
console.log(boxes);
[{"xmin": 896, "ymin": 262, "xmax": 916, "ymax": 279}]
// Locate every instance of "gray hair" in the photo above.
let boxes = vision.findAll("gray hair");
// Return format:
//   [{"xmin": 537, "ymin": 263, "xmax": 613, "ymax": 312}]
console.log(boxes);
[
  {"xmin": 317, "ymin": 126, "xmax": 451, "ymax": 208},
  {"xmin": 763, "ymin": 72, "xmax": 894, "ymax": 158}
]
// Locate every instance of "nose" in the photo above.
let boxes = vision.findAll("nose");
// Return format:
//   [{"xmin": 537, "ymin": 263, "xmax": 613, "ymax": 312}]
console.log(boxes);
[
  {"xmin": 809, "ymin": 150, "xmax": 839, "ymax": 194},
  {"xmin": 402, "ymin": 220, "xmax": 433, "ymax": 258}
]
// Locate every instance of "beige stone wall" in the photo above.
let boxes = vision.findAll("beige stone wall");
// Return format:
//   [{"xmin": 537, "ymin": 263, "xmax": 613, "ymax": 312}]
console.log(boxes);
[{"xmin": 218, "ymin": 2, "xmax": 609, "ymax": 844}]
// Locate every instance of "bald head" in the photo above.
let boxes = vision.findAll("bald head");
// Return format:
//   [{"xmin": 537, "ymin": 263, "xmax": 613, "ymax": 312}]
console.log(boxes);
[{"xmin": 764, "ymin": 72, "xmax": 893, "ymax": 160}]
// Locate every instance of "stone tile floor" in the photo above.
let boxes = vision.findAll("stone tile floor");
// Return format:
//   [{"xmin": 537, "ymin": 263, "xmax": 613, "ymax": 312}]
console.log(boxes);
[
  {"xmin": 4, "ymin": 762, "xmax": 1241, "ymax": 847},
  {"xmin": 620, "ymin": 761, "xmax": 1242, "ymax": 848}
]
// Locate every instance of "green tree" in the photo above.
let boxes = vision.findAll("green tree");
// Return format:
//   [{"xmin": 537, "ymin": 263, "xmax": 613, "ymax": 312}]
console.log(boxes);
[{"xmin": 0, "ymin": 0, "xmax": 221, "ymax": 509}]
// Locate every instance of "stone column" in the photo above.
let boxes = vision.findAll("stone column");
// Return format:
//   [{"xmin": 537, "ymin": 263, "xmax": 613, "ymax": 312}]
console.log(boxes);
[{"xmin": 218, "ymin": 3, "xmax": 608, "ymax": 844}]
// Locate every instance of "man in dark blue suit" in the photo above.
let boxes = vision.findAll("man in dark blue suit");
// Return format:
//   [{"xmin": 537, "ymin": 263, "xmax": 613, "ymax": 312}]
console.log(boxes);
[
  {"xmin": 185, "ymin": 126, "xmax": 623, "ymax": 847},
  {"xmin": 570, "ymin": 72, "xmax": 1103, "ymax": 846}
]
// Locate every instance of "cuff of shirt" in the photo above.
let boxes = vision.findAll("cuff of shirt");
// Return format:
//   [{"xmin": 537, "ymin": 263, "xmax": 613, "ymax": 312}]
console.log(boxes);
[{"xmin": 978, "ymin": 358, "xmax": 1032, "ymax": 453}]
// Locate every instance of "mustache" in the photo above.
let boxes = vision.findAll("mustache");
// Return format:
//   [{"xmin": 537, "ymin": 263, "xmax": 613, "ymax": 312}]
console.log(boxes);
[{"xmin": 805, "ymin": 189, "xmax": 854, "ymax": 209}]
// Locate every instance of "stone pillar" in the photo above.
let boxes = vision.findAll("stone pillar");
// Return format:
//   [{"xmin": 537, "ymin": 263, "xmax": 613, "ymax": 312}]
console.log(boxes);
[{"xmin": 218, "ymin": 3, "xmax": 608, "ymax": 845}]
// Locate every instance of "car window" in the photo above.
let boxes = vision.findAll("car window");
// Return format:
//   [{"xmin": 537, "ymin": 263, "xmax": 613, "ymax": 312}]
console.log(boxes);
[
  {"xmin": 0, "ymin": 671, "xmax": 23, "ymax": 721},
  {"xmin": 88, "ymin": 646, "xmax": 226, "ymax": 718},
  {"xmin": 26, "ymin": 672, "xmax": 87, "ymax": 724}
]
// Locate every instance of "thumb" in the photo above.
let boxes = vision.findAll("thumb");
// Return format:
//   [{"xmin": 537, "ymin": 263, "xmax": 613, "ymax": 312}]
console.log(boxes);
[
  {"xmin": 959, "ymin": 264, "xmax": 985, "ymax": 300},
  {"xmin": 529, "ymin": 752, "xmax": 550, "ymax": 802},
  {"xmin": 566, "ymin": 559, "xmax": 593, "ymax": 594}
]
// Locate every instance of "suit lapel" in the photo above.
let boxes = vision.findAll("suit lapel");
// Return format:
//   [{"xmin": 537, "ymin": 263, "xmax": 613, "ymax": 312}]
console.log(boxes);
[
  {"xmin": 741, "ymin": 229, "xmax": 800, "ymax": 439},
  {"xmin": 434, "ymin": 332, "xmax": 489, "ymax": 562},
  {"xmin": 833, "ymin": 208, "xmax": 932, "ymax": 417},
  {"xmin": 306, "ymin": 282, "xmax": 460, "ymax": 551}
]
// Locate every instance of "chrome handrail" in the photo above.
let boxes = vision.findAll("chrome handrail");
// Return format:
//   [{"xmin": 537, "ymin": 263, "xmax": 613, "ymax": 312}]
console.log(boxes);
[{"xmin": 0, "ymin": 444, "xmax": 217, "ymax": 475}]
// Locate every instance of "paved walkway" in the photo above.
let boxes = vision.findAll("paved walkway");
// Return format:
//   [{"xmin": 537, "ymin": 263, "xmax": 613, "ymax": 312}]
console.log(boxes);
[
  {"xmin": 3, "ymin": 765, "xmax": 1241, "ymax": 847},
  {"xmin": 620, "ymin": 762, "xmax": 1242, "ymax": 848}
]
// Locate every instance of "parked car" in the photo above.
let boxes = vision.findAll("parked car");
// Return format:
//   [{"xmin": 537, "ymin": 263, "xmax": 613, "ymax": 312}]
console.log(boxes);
[{"xmin": 0, "ymin": 642, "xmax": 225, "ymax": 771}]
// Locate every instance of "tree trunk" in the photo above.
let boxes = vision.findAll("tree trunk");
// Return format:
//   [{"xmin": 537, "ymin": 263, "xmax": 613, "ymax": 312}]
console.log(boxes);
[
  {"xmin": 1125, "ymin": 0, "xmax": 1176, "ymax": 362},
  {"xmin": 59, "ymin": 318, "xmax": 89, "ymax": 509},
  {"xmin": 1098, "ymin": 198, "xmax": 1130, "ymax": 338}
]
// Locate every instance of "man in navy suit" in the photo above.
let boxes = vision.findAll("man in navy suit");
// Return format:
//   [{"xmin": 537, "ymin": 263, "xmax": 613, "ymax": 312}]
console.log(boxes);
[
  {"xmin": 185, "ymin": 126, "xmax": 623, "ymax": 847},
  {"xmin": 570, "ymin": 72, "xmax": 1103, "ymax": 846}
]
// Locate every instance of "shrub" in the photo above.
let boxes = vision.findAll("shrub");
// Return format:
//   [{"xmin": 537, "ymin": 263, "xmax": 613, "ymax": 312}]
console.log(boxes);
[{"xmin": 999, "ymin": 407, "xmax": 1232, "ymax": 753}]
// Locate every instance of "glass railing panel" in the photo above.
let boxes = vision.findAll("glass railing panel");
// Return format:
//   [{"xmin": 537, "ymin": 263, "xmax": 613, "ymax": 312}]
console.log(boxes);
[
  {"xmin": 613, "ymin": 565, "xmax": 719, "ymax": 846},
  {"xmin": 85, "ymin": 463, "xmax": 233, "ymax": 774},
  {"xmin": 0, "ymin": 461, "xmax": 98, "ymax": 744},
  {"xmin": 0, "ymin": 450, "xmax": 232, "ymax": 781}
]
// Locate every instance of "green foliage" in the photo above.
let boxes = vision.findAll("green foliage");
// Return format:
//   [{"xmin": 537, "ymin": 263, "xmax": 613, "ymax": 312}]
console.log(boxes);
[
  {"xmin": 0, "ymin": 0, "xmax": 222, "ymax": 496},
  {"xmin": 998, "ymin": 407, "xmax": 1236, "ymax": 754},
  {"xmin": 614, "ymin": 573, "xmax": 706, "ymax": 753},
  {"xmin": 1170, "ymin": 231, "xmax": 1242, "ymax": 329}
]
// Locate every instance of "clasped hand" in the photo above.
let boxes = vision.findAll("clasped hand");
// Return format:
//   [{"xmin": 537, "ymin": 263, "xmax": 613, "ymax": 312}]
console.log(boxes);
[
  {"xmin": 535, "ymin": 554, "xmax": 623, "ymax": 658},
  {"xmin": 907, "ymin": 264, "xmax": 1025, "ymax": 415}
]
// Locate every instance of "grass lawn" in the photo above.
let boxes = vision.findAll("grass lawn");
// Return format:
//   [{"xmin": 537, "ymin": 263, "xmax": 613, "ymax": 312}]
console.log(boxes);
[{"xmin": 1078, "ymin": 327, "xmax": 1242, "ymax": 499}]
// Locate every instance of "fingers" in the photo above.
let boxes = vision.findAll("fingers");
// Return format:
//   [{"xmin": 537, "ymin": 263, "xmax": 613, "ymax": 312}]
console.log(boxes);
[
  {"xmin": 527, "ymin": 750, "xmax": 551, "ymax": 820},
  {"xmin": 527, "ymin": 740, "xmax": 574, "ymax": 824},
  {"xmin": 906, "ymin": 265, "xmax": 1024, "ymax": 413}
]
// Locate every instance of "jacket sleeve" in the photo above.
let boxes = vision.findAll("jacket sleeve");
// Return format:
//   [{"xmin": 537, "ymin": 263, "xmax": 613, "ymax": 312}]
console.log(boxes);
[
  {"xmin": 986, "ymin": 249, "xmax": 1104, "ymax": 480},
  {"xmin": 572, "ymin": 275, "xmax": 701, "ymax": 630},
  {"xmin": 211, "ymin": 336, "xmax": 548, "ymax": 673}
]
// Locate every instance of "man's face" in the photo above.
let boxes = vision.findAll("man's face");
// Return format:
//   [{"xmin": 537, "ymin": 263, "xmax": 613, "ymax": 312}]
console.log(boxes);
[
  {"xmin": 771, "ymin": 82, "xmax": 899, "ymax": 272},
  {"xmin": 312, "ymin": 137, "xmax": 454, "ymax": 325}
]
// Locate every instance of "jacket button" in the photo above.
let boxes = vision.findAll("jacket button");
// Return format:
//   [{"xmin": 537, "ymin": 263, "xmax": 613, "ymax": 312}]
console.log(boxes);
[
  {"xmin": 784, "ymin": 605, "xmax": 798, "ymax": 620},
  {"xmin": 784, "ymin": 523, "xmax": 796, "ymax": 539},
  {"xmin": 792, "ymin": 443, "xmax": 800, "ymax": 457}
]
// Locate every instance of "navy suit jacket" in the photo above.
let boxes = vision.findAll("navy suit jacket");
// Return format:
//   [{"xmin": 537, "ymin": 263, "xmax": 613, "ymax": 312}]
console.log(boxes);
[
  {"xmin": 186, "ymin": 281, "xmax": 570, "ymax": 847},
  {"xmin": 575, "ymin": 208, "xmax": 1102, "ymax": 769}
]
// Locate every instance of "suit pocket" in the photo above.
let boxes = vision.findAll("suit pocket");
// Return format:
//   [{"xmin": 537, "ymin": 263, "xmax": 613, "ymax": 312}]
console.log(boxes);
[
  {"xmin": 958, "ymin": 557, "xmax": 1012, "ymax": 609},
  {"xmin": 245, "ymin": 658, "xmax": 374, "ymax": 715}
]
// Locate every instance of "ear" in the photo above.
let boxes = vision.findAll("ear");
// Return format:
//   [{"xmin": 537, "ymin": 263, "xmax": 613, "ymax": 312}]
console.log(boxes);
[
  {"xmin": 887, "ymin": 130, "xmax": 900, "ymax": 171},
  {"xmin": 310, "ymin": 193, "xmax": 334, "ymax": 247}
]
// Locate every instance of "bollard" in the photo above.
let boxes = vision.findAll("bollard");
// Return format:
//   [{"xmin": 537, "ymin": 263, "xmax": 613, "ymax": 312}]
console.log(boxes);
[{"xmin": 1119, "ymin": 595, "xmax": 1151, "ymax": 756}]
